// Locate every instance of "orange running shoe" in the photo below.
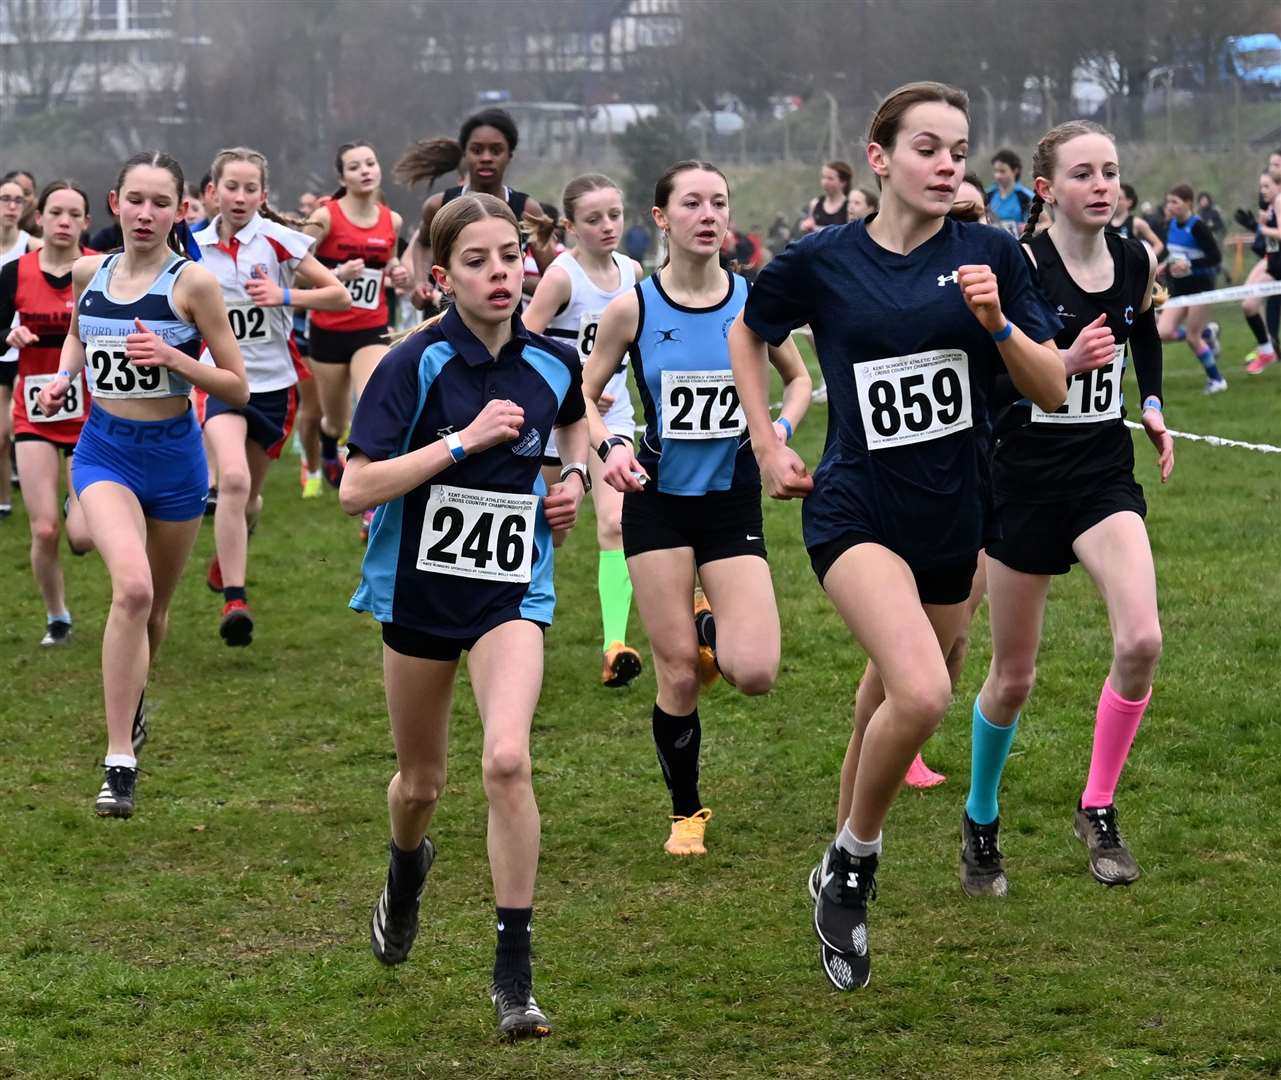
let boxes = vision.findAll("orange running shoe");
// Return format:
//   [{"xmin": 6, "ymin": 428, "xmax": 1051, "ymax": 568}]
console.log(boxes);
[
  {"xmin": 601, "ymin": 642, "xmax": 643, "ymax": 687},
  {"xmin": 692, "ymin": 587, "xmax": 720, "ymax": 688},
  {"xmin": 664, "ymin": 807, "xmax": 712, "ymax": 856}
]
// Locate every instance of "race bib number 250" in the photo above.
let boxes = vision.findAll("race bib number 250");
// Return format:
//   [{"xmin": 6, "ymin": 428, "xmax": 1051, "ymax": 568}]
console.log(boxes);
[
  {"xmin": 854, "ymin": 349, "xmax": 972, "ymax": 450},
  {"xmin": 416, "ymin": 485, "xmax": 538, "ymax": 584}
]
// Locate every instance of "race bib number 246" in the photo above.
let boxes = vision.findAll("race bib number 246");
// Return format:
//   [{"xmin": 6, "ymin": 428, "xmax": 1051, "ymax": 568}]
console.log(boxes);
[{"xmin": 416, "ymin": 485, "xmax": 538, "ymax": 584}]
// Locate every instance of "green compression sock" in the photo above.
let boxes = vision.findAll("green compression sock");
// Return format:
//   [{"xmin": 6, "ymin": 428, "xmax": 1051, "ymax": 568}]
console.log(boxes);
[{"xmin": 598, "ymin": 548, "xmax": 633, "ymax": 650}]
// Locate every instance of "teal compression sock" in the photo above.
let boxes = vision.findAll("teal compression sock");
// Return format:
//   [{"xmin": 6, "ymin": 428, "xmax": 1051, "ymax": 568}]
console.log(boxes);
[{"xmin": 964, "ymin": 698, "xmax": 1018, "ymax": 826}]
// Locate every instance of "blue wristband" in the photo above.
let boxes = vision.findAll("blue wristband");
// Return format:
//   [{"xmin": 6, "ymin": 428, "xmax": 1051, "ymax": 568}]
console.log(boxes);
[
  {"xmin": 991, "ymin": 321, "xmax": 1013, "ymax": 343},
  {"xmin": 1142, "ymin": 395, "xmax": 1162, "ymax": 412},
  {"xmin": 776, "ymin": 416, "xmax": 793, "ymax": 441},
  {"xmin": 282, "ymin": 287, "xmax": 291, "ymax": 307}
]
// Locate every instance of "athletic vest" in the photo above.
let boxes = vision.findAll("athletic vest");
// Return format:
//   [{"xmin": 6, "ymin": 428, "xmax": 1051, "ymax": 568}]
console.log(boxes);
[
  {"xmin": 1106, "ymin": 214, "xmax": 1134, "ymax": 240},
  {"xmin": 12, "ymin": 250, "xmax": 88, "ymax": 442},
  {"xmin": 78, "ymin": 253, "xmax": 201, "ymax": 401},
  {"xmin": 0, "ymin": 229, "xmax": 32, "ymax": 364},
  {"xmin": 1165, "ymin": 214, "xmax": 1216, "ymax": 276},
  {"xmin": 544, "ymin": 251, "xmax": 636, "ymax": 365},
  {"xmin": 442, "ymin": 184, "xmax": 530, "ymax": 223},
  {"xmin": 312, "ymin": 199, "xmax": 396, "ymax": 333},
  {"xmin": 811, "ymin": 196, "xmax": 848, "ymax": 229}
]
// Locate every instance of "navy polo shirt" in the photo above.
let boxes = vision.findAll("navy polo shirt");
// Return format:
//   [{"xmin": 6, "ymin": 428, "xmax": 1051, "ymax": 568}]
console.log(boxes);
[
  {"xmin": 744, "ymin": 216, "xmax": 1060, "ymax": 569},
  {"xmin": 349, "ymin": 305, "xmax": 585, "ymax": 638}
]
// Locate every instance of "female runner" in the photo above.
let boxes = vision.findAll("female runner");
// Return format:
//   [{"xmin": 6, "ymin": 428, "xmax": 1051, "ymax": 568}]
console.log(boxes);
[
  {"xmin": 731, "ymin": 82, "xmax": 1069, "ymax": 990},
  {"xmin": 585, "ymin": 161, "xmax": 811, "ymax": 857},
  {"xmin": 1157, "ymin": 183, "xmax": 1225, "ymax": 393},
  {"xmin": 523, "ymin": 173, "xmax": 646, "ymax": 687},
  {"xmin": 344, "ymin": 193, "xmax": 586, "ymax": 1039},
  {"xmin": 0, "ymin": 174, "xmax": 40, "ymax": 517},
  {"xmin": 801, "ymin": 161, "xmax": 853, "ymax": 233},
  {"xmin": 1107, "ymin": 183, "xmax": 1164, "ymax": 257},
  {"xmin": 1241, "ymin": 170, "xmax": 1280, "ymax": 374},
  {"xmin": 36, "ymin": 151, "xmax": 247, "ymax": 818}
]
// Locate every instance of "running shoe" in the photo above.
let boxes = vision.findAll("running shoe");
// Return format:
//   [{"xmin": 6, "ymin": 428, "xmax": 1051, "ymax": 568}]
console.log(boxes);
[
  {"xmin": 360, "ymin": 508, "xmax": 374, "ymax": 544},
  {"xmin": 959, "ymin": 811, "xmax": 1009, "ymax": 897},
  {"xmin": 601, "ymin": 641, "xmax": 643, "ymax": 688},
  {"xmin": 219, "ymin": 599, "xmax": 254, "ymax": 647},
  {"xmin": 1245, "ymin": 349, "xmax": 1277, "ymax": 375},
  {"xmin": 95, "ymin": 765, "xmax": 137, "ymax": 818},
  {"xmin": 301, "ymin": 465, "xmax": 323, "ymax": 498},
  {"xmin": 370, "ymin": 837, "xmax": 434, "ymax": 966},
  {"xmin": 1243, "ymin": 347, "xmax": 1259, "ymax": 367},
  {"xmin": 692, "ymin": 587, "xmax": 720, "ymax": 688},
  {"xmin": 1203, "ymin": 377, "xmax": 1229, "ymax": 395},
  {"xmin": 0, "ymin": 503, "xmax": 10, "ymax": 519},
  {"xmin": 663, "ymin": 807, "xmax": 712, "ymax": 856},
  {"xmin": 322, "ymin": 457, "xmax": 344, "ymax": 488},
  {"xmin": 904, "ymin": 753, "xmax": 946, "ymax": 788},
  {"xmin": 813, "ymin": 844, "xmax": 877, "ymax": 991},
  {"xmin": 1073, "ymin": 803, "xmax": 1141, "ymax": 886},
  {"xmin": 131, "ymin": 694, "xmax": 148, "ymax": 755},
  {"xmin": 491, "ymin": 979, "xmax": 552, "ymax": 1041},
  {"xmin": 1202, "ymin": 321, "xmax": 1221, "ymax": 358},
  {"xmin": 204, "ymin": 486, "xmax": 217, "ymax": 517},
  {"xmin": 206, "ymin": 556, "xmax": 223, "ymax": 594},
  {"xmin": 39, "ymin": 620, "xmax": 72, "ymax": 648}
]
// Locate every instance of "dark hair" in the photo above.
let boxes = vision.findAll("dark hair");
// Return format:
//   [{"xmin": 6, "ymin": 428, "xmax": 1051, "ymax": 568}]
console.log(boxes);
[
  {"xmin": 991, "ymin": 148, "xmax": 1022, "ymax": 176},
  {"xmin": 394, "ymin": 108, "xmax": 520, "ymax": 190},
  {"xmin": 1022, "ymin": 120, "xmax": 1114, "ymax": 240},
  {"xmin": 867, "ymin": 82, "xmax": 969, "ymax": 190},
  {"xmin": 1196, "ymin": 191, "xmax": 1214, "ymax": 204},
  {"xmin": 331, "ymin": 141, "xmax": 378, "ymax": 200},
  {"xmin": 1120, "ymin": 182, "xmax": 1138, "ymax": 208},
  {"xmin": 855, "ymin": 187, "xmax": 879, "ymax": 211},
  {"xmin": 949, "ymin": 171, "xmax": 987, "ymax": 223},
  {"xmin": 824, "ymin": 160, "xmax": 853, "ymax": 195},
  {"xmin": 561, "ymin": 172, "xmax": 621, "ymax": 222},
  {"xmin": 114, "ymin": 151, "xmax": 195, "ymax": 258},
  {"xmin": 209, "ymin": 146, "xmax": 308, "ymax": 229},
  {"xmin": 1167, "ymin": 183, "xmax": 1195, "ymax": 204},
  {"xmin": 36, "ymin": 179, "xmax": 90, "ymax": 216},
  {"xmin": 198, "ymin": 172, "xmax": 212, "ymax": 192},
  {"xmin": 2, "ymin": 169, "xmax": 35, "ymax": 189},
  {"xmin": 653, "ymin": 160, "xmax": 729, "ymax": 210}
]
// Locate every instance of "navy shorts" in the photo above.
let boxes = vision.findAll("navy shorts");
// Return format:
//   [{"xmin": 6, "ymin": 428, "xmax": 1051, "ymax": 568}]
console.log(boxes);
[
  {"xmin": 72, "ymin": 404, "xmax": 208, "ymax": 521},
  {"xmin": 308, "ymin": 325, "xmax": 389, "ymax": 365},
  {"xmin": 621, "ymin": 484, "xmax": 766, "ymax": 565},
  {"xmin": 202, "ymin": 386, "xmax": 298, "ymax": 459},
  {"xmin": 808, "ymin": 533, "xmax": 978, "ymax": 606},
  {"xmin": 14, "ymin": 432, "xmax": 74, "ymax": 456},
  {"xmin": 381, "ymin": 618, "xmax": 545, "ymax": 662},
  {"xmin": 0, "ymin": 360, "xmax": 16, "ymax": 389}
]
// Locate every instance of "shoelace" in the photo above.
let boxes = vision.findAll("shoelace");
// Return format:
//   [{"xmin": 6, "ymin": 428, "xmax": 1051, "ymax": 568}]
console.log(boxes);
[
  {"xmin": 1086, "ymin": 808, "xmax": 1123, "ymax": 849},
  {"xmin": 970, "ymin": 822, "xmax": 1003, "ymax": 866},
  {"xmin": 834, "ymin": 859, "xmax": 878, "ymax": 907},
  {"xmin": 104, "ymin": 766, "xmax": 135, "ymax": 793},
  {"xmin": 495, "ymin": 980, "xmax": 535, "ymax": 1012}
]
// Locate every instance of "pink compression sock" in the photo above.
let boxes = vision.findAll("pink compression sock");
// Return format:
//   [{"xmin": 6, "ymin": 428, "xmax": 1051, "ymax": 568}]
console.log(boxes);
[{"xmin": 1081, "ymin": 679, "xmax": 1151, "ymax": 809}]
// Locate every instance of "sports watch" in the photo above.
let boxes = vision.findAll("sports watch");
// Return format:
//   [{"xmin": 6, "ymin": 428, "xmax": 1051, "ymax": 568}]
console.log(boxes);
[
  {"xmin": 597, "ymin": 435, "xmax": 628, "ymax": 462},
  {"xmin": 559, "ymin": 462, "xmax": 591, "ymax": 492}
]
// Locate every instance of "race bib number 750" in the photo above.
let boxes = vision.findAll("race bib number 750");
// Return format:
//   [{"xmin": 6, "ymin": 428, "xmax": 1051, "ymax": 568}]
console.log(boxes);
[
  {"xmin": 416, "ymin": 485, "xmax": 538, "ymax": 584},
  {"xmin": 853, "ymin": 349, "xmax": 972, "ymax": 450}
]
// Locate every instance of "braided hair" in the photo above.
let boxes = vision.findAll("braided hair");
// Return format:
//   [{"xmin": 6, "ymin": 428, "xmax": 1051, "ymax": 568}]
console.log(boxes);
[{"xmin": 1021, "ymin": 120, "xmax": 1113, "ymax": 242}]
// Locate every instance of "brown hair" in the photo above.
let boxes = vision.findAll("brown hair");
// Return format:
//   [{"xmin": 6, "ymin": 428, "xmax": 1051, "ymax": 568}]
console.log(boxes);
[
  {"xmin": 1021, "ymin": 120, "xmax": 1114, "ymax": 240},
  {"xmin": 949, "ymin": 171, "xmax": 987, "ymax": 224},
  {"xmin": 1167, "ymin": 183, "xmax": 1195, "ymax": 205},
  {"xmin": 867, "ymin": 81, "xmax": 970, "ymax": 191},
  {"xmin": 36, "ymin": 179, "xmax": 90, "ymax": 216},
  {"xmin": 561, "ymin": 172, "xmax": 621, "ymax": 222},
  {"xmin": 114, "ymin": 151, "xmax": 195, "ymax": 259},
  {"xmin": 824, "ymin": 160, "xmax": 853, "ymax": 195},
  {"xmin": 394, "ymin": 108, "xmax": 520, "ymax": 190},
  {"xmin": 209, "ymin": 147, "xmax": 308, "ymax": 229},
  {"xmin": 653, "ymin": 160, "xmax": 729, "ymax": 210},
  {"xmin": 332, "ymin": 142, "xmax": 378, "ymax": 201}
]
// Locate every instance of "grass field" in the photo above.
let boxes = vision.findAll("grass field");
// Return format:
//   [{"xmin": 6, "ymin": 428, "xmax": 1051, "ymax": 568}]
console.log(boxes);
[{"xmin": 1, "ymin": 318, "xmax": 1278, "ymax": 1079}]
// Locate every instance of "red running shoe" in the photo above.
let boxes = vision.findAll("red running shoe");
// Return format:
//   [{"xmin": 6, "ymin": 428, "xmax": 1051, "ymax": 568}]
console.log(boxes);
[
  {"xmin": 206, "ymin": 556, "xmax": 223, "ymax": 594},
  {"xmin": 219, "ymin": 599, "xmax": 253, "ymax": 647},
  {"xmin": 323, "ymin": 457, "xmax": 345, "ymax": 488}
]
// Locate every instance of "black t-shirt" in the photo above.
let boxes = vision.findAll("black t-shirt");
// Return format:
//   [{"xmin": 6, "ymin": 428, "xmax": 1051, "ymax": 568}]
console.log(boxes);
[{"xmin": 992, "ymin": 231, "xmax": 1151, "ymax": 503}]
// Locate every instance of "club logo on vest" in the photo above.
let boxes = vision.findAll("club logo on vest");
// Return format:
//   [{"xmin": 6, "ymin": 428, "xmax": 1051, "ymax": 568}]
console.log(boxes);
[
  {"xmin": 655, "ymin": 328, "xmax": 680, "ymax": 343},
  {"xmin": 1123, "ymin": 305, "xmax": 1134, "ymax": 325},
  {"xmin": 1056, "ymin": 304, "xmax": 1077, "ymax": 319},
  {"xmin": 511, "ymin": 427, "xmax": 542, "ymax": 458}
]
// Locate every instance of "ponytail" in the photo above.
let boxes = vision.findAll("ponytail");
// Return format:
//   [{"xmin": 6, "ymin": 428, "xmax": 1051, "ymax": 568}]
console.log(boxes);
[
  {"xmin": 1021, "ymin": 194, "xmax": 1045, "ymax": 241},
  {"xmin": 259, "ymin": 201, "xmax": 309, "ymax": 230},
  {"xmin": 393, "ymin": 137, "xmax": 463, "ymax": 189}
]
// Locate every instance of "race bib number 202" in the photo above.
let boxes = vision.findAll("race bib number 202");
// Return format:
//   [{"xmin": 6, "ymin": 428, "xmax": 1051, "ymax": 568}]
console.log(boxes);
[
  {"xmin": 416, "ymin": 485, "xmax": 538, "ymax": 584},
  {"xmin": 854, "ymin": 349, "xmax": 972, "ymax": 450}
]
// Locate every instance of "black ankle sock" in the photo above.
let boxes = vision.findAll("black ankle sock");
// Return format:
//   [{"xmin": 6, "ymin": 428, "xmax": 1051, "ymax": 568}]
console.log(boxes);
[
  {"xmin": 389, "ymin": 838, "xmax": 428, "ymax": 891},
  {"xmin": 1246, "ymin": 312, "xmax": 1270, "ymax": 347},
  {"xmin": 695, "ymin": 610, "xmax": 716, "ymax": 651},
  {"xmin": 223, "ymin": 585, "xmax": 247, "ymax": 604},
  {"xmin": 320, "ymin": 432, "xmax": 339, "ymax": 461},
  {"xmin": 494, "ymin": 906, "xmax": 533, "ymax": 984},
  {"xmin": 652, "ymin": 704, "xmax": 702, "ymax": 817}
]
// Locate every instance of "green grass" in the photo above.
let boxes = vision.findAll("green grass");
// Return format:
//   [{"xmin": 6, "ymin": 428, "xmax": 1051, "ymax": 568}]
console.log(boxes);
[{"xmin": 1, "ymin": 319, "xmax": 1279, "ymax": 1079}]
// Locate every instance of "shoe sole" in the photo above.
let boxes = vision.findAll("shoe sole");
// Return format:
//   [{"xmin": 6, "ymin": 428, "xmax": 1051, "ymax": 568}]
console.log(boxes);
[
  {"xmin": 499, "ymin": 1021, "xmax": 552, "ymax": 1042},
  {"xmin": 1073, "ymin": 819, "xmax": 1140, "ymax": 887},
  {"xmin": 959, "ymin": 866, "xmax": 1009, "ymax": 898},
  {"xmin": 820, "ymin": 942, "xmax": 871, "ymax": 991},
  {"xmin": 603, "ymin": 650, "xmax": 643, "ymax": 688},
  {"xmin": 220, "ymin": 612, "xmax": 254, "ymax": 647},
  {"xmin": 95, "ymin": 803, "xmax": 133, "ymax": 819}
]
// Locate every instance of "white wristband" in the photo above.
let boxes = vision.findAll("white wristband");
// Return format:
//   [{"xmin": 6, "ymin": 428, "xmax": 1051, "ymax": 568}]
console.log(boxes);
[{"xmin": 445, "ymin": 432, "xmax": 466, "ymax": 462}]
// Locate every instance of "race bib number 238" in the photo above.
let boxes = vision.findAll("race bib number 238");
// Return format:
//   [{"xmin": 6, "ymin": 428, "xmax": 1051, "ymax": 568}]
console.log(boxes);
[{"xmin": 854, "ymin": 349, "xmax": 972, "ymax": 450}]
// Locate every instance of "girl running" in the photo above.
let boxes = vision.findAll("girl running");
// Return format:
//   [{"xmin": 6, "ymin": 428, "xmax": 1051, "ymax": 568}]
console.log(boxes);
[
  {"xmin": 1107, "ymin": 183, "xmax": 1164, "ymax": 256},
  {"xmin": 0, "ymin": 175, "xmax": 40, "ymax": 518},
  {"xmin": 731, "ymin": 82, "xmax": 1069, "ymax": 990},
  {"xmin": 303, "ymin": 142, "xmax": 410, "ymax": 492},
  {"xmin": 1157, "ymin": 183, "xmax": 1225, "ymax": 393},
  {"xmin": 394, "ymin": 108, "xmax": 558, "ymax": 304},
  {"xmin": 522, "ymin": 173, "xmax": 646, "ymax": 688},
  {"xmin": 801, "ymin": 161, "xmax": 853, "ymax": 232},
  {"xmin": 344, "ymin": 193, "xmax": 587, "ymax": 1040},
  {"xmin": 194, "ymin": 147, "xmax": 350, "ymax": 646},
  {"xmin": 960, "ymin": 121, "xmax": 1171, "ymax": 895},
  {"xmin": 585, "ymin": 160, "xmax": 811, "ymax": 857},
  {"xmin": 2, "ymin": 180, "xmax": 95, "ymax": 644},
  {"xmin": 36, "ymin": 151, "xmax": 248, "ymax": 819},
  {"xmin": 1241, "ymin": 170, "xmax": 1280, "ymax": 374}
]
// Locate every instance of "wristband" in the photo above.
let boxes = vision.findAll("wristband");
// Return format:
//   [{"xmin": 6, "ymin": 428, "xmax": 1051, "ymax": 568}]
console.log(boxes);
[
  {"xmin": 776, "ymin": 416, "xmax": 793, "ymax": 441},
  {"xmin": 58, "ymin": 370, "xmax": 72, "ymax": 380},
  {"xmin": 282, "ymin": 287, "xmax": 291, "ymax": 307},
  {"xmin": 991, "ymin": 321, "xmax": 1013, "ymax": 343},
  {"xmin": 1142, "ymin": 395, "xmax": 1162, "ymax": 412},
  {"xmin": 444, "ymin": 432, "xmax": 466, "ymax": 462}
]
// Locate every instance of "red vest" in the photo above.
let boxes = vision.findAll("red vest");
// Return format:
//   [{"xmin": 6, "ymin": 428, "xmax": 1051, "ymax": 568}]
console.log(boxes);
[
  {"xmin": 312, "ymin": 200, "xmax": 396, "ymax": 332},
  {"xmin": 12, "ymin": 250, "xmax": 89, "ymax": 443}
]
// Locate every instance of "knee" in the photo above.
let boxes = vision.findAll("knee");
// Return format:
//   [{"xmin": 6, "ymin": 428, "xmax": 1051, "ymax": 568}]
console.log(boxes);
[
  {"xmin": 596, "ymin": 511, "xmax": 623, "ymax": 549},
  {"xmin": 32, "ymin": 517, "xmax": 60, "ymax": 549},
  {"xmin": 732, "ymin": 658, "xmax": 777, "ymax": 697},
  {"xmin": 482, "ymin": 741, "xmax": 531, "ymax": 791},
  {"xmin": 1116, "ymin": 623, "xmax": 1162, "ymax": 672},
  {"xmin": 218, "ymin": 466, "xmax": 250, "ymax": 502},
  {"xmin": 113, "ymin": 575, "xmax": 153, "ymax": 619},
  {"xmin": 396, "ymin": 768, "xmax": 446, "ymax": 813},
  {"xmin": 654, "ymin": 652, "xmax": 701, "ymax": 705},
  {"xmin": 892, "ymin": 674, "xmax": 954, "ymax": 736},
  {"xmin": 991, "ymin": 661, "xmax": 1037, "ymax": 713}
]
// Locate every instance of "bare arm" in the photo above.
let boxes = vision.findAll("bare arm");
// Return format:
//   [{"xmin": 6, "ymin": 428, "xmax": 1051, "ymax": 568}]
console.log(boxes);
[
  {"xmin": 170, "ymin": 265, "xmax": 249, "ymax": 405},
  {"xmin": 245, "ymin": 251, "xmax": 351, "ymax": 312},
  {"xmin": 520, "ymin": 265, "xmax": 572, "ymax": 334},
  {"xmin": 34, "ymin": 257, "xmax": 98, "ymax": 415},
  {"xmin": 582, "ymin": 290, "xmax": 645, "ymax": 491},
  {"xmin": 1132, "ymin": 217, "xmax": 1164, "ymax": 258}
]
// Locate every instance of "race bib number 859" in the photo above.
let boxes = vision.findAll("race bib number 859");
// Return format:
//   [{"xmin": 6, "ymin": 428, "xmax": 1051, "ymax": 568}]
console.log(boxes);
[
  {"xmin": 416, "ymin": 485, "xmax": 538, "ymax": 584},
  {"xmin": 854, "ymin": 349, "xmax": 972, "ymax": 450},
  {"xmin": 1032, "ymin": 345, "xmax": 1124, "ymax": 425},
  {"xmin": 86, "ymin": 336, "xmax": 171, "ymax": 399},
  {"xmin": 661, "ymin": 370, "xmax": 744, "ymax": 440}
]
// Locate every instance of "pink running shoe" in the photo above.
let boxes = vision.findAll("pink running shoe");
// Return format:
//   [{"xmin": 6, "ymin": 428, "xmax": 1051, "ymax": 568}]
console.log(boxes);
[
  {"xmin": 904, "ymin": 753, "xmax": 946, "ymax": 789},
  {"xmin": 1245, "ymin": 349, "xmax": 1277, "ymax": 375}
]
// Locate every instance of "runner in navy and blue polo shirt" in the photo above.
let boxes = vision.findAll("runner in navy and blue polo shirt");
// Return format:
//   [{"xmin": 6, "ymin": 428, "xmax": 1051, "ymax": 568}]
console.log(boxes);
[
  {"xmin": 732, "ymin": 83, "xmax": 1068, "ymax": 992},
  {"xmin": 341, "ymin": 193, "xmax": 586, "ymax": 1042},
  {"xmin": 584, "ymin": 160, "xmax": 811, "ymax": 861}
]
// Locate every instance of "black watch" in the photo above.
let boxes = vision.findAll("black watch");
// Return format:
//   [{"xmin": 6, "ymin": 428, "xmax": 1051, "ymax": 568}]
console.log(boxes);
[{"xmin": 597, "ymin": 435, "xmax": 628, "ymax": 462}]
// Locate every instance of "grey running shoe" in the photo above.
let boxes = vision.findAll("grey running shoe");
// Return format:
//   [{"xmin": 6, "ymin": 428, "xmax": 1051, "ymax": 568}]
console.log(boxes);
[
  {"xmin": 1074, "ymin": 803, "xmax": 1141, "ymax": 886},
  {"xmin": 491, "ymin": 979, "xmax": 552, "ymax": 1041},
  {"xmin": 960, "ymin": 811, "xmax": 1009, "ymax": 897},
  {"xmin": 370, "ymin": 838, "xmax": 434, "ymax": 965},
  {"xmin": 40, "ymin": 620, "xmax": 72, "ymax": 647},
  {"xmin": 95, "ymin": 766, "xmax": 137, "ymax": 818},
  {"xmin": 813, "ymin": 844, "xmax": 877, "ymax": 991}
]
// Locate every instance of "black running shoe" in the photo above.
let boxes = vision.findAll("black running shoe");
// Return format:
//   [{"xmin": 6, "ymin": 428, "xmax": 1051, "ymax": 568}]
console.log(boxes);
[
  {"xmin": 370, "ymin": 838, "xmax": 434, "ymax": 965},
  {"xmin": 1074, "ymin": 803, "xmax": 1141, "ymax": 886},
  {"xmin": 204, "ymin": 486, "xmax": 217, "ymax": 516},
  {"xmin": 95, "ymin": 765, "xmax": 137, "ymax": 818},
  {"xmin": 131, "ymin": 695, "xmax": 148, "ymax": 755},
  {"xmin": 491, "ymin": 978, "xmax": 552, "ymax": 1041},
  {"xmin": 39, "ymin": 620, "xmax": 72, "ymax": 648},
  {"xmin": 813, "ymin": 844, "xmax": 877, "ymax": 991},
  {"xmin": 960, "ymin": 811, "xmax": 1009, "ymax": 897}
]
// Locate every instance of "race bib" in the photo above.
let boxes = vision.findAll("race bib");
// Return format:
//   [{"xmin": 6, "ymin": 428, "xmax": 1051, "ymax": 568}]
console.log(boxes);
[
  {"xmin": 853, "ymin": 349, "xmax": 972, "ymax": 450},
  {"xmin": 85, "ymin": 335, "xmax": 171, "ymax": 399},
  {"xmin": 1032, "ymin": 345, "xmax": 1124, "ymax": 425},
  {"xmin": 227, "ymin": 301, "xmax": 272, "ymax": 344},
  {"xmin": 416, "ymin": 484, "xmax": 538, "ymax": 584},
  {"xmin": 660, "ymin": 370, "xmax": 744, "ymax": 440},
  {"xmin": 25, "ymin": 371, "xmax": 85, "ymax": 423},
  {"xmin": 346, "ymin": 267, "xmax": 383, "ymax": 310}
]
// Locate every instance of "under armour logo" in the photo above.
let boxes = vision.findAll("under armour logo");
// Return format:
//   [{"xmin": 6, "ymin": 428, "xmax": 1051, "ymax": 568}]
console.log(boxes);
[
  {"xmin": 937, "ymin": 271, "xmax": 958, "ymax": 287},
  {"xmin": 847, "ymin": 871, "xmax": 859, "ymax": 889},
  {"xmin": 436, "ymin": 425, "xmax": 456, "ymax": 437},
  {"xmin": 655, "ymin": 328, "xmax": 680, "ymax": 343}
]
